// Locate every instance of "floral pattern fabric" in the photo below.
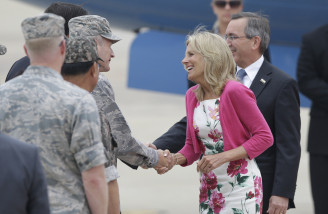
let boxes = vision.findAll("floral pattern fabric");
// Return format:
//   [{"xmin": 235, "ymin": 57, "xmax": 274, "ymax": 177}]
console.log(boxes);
[{"xmin": 194, "ymin": 98, "xmax": 263, "ymax": 214}]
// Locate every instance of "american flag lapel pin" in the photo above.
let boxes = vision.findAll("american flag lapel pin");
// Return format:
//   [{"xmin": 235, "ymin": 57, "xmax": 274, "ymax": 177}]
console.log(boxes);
[{"xmin": 260, "ymin": 79, "xmax": 266, "ymax": 84}]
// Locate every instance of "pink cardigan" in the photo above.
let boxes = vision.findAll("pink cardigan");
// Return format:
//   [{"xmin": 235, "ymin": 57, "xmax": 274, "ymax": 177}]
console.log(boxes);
[{"xmin": 179, "ymin": 80, "xmax": 273, "ymax": 166}]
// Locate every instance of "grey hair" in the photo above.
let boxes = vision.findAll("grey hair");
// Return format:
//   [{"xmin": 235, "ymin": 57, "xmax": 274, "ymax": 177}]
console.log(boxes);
[
  {"xmin": 94, "ymin": 35, "xmax": 104, "ymax": 46},
  {"xmin": 231, "ymin": 12, "xmax": 270, "ymax": 54}
]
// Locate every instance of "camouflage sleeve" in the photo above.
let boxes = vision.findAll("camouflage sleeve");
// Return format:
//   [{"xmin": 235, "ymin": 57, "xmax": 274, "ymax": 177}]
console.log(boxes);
[
  {"xmin": 103, "ymin": 97, "xmax": 159, "ymax": 168},
  {"xmin": 92, "ymin": 78, "xmax": 159, "ymax": 168},
  {"xmin": 70, "ymin": 93, "xmax": 107, "ymax": 172},
  {"xmin": 103, "ymin": 148, "xmax": 119, "ymax": 182},
  {"xmin": 105, "ymin": 165, "xmax": 119, "ymax": 182}
]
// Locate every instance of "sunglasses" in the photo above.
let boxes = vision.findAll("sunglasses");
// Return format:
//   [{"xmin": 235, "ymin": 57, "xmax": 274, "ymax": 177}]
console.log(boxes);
[{"xmin": 214, "ymin": 1, "xmax": 242, "ymax": 8}]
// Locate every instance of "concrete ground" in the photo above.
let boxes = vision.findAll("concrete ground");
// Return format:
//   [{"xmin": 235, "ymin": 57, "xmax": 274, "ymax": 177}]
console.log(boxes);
[{"xmin": 0, "ymin": 0, "xmax": 314, "ymax": 213}]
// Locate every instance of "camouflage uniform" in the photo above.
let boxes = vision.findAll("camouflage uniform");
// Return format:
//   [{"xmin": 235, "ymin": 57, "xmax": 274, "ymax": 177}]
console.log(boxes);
[
  {"xmin": 92, "ymin": 74, "xmax": 159, "ymax": 180},
  {"xmin": 69, "ymin": 15, "xmax": 159, "ymax": 181},
  {"xmin": 0, "ymin": 14, "xmax": 106, "ymax": 214}
]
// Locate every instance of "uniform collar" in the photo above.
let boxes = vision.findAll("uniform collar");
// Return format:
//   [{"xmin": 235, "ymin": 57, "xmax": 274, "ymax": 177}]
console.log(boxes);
[{"xmin": 24, "ymin": 65, "xmax": 63, "ymax": 80}]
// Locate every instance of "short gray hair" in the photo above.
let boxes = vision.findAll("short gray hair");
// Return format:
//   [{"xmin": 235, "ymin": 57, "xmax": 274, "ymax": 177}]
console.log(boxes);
[
  {"xmin": 25, "ymin": 36, "xmax": 64, "ymax": 57},
  {"xmin": 231, "ymin": 12, "xmax": 270, "ymax": 54}
]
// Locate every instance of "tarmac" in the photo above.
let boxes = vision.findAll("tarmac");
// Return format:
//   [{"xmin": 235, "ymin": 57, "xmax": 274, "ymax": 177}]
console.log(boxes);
[{"xmin": 0, "ymin": 0, "xmax": 314, "ymax": 213}]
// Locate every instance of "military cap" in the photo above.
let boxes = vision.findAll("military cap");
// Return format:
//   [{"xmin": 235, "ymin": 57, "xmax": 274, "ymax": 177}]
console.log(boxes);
[
  {"xmin": 69, "ymin": 15, "xmax": 121, "ymax": 43},
  {"xmin": 0, "ymin": 44, "xmax": 6, "ymax": 55},
  {"xmin": 21, "ymin": 13, "xmax": 65, "ymax": 40},
  {"xmin": 65, "ymin": 37, "xmax": 102, "ymax": 63}
]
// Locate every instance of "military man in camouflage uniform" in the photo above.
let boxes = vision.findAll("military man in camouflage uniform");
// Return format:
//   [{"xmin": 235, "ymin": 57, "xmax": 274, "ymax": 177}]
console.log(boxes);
[
  {"xmin": 62, "ymin": 36, "xmax": 102, "ymax": 92},
  {"xmin": 0, "ymin": 13, "xmax": 108, "ymax": 214},
  {"xmin": 68, "ymin": 15, "xmax": 171, "ymax": 213}
]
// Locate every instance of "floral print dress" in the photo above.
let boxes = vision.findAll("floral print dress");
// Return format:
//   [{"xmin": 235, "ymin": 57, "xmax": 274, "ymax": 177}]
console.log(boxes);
[{"xmin": 194, "ymin": 98, "xmax": 263, "ymax": 214}]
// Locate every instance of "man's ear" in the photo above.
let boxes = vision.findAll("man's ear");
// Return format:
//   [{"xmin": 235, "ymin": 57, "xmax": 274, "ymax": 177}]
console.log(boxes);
[
  {"xmin": 60, "ymin": 40, "xmax": 66, "ymax": 55},
  {"xmin": 251, "ymin": 36, "xmax": 261, "ymax": 51},
  {"xmin": 24, "ymin": 45, "xmax": 29, "ymax": 57},
  {"xmin": 90, "ymin": 62, "xmax": 98, "ymax": 77}
]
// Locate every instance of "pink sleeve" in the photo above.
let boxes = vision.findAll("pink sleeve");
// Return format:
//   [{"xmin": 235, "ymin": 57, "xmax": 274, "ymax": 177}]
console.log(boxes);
[
  {"xmin": 178, "ymin": 88, "xmax": 202, "ymax": 166},
  {"xmin": 228, "ymin": 84, "xmax": 273, "ymax": 159},
  {"xmin": 178, "ymin": 139, "xmax": 201, "ymax": 166}
]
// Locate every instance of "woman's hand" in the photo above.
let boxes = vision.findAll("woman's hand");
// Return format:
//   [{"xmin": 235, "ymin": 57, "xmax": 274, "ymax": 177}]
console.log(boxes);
[
  {"xmin": 197, "ymin": 146, "xmax": 248, "ymax": 173},
  {"xmin": 197, "ymin": 153, "xmax": 228, "ymax": 174}
]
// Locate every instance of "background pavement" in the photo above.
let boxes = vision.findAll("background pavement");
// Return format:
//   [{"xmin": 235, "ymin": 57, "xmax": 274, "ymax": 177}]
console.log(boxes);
[{"xmin": 0, "ymin": 1, "xmax": 313, "ymax": 213}]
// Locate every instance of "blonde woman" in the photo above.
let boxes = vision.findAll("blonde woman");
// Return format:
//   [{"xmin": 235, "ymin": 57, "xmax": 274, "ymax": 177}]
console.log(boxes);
[{"xmin": 159, "ymin": 29, "xmax": 273, "ymax": 214}]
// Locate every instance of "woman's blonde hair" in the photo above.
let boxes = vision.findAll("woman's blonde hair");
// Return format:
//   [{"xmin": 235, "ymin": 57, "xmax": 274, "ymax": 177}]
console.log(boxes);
[{"xmin": 186, "ymin": 27, "xmax": 236, "ymax": 100}]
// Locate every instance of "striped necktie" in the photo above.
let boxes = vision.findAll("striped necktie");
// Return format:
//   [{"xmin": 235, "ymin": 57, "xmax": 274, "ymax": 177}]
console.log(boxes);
[{"xmin": 237, "ymin": 69, "xmax": 247, "ymax": 84}]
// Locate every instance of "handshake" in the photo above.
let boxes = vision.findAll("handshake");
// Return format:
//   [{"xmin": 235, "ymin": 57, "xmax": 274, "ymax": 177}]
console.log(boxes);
[{"xmin": 144, "ymin": 143, "xmax": 179, "ymax": 174}]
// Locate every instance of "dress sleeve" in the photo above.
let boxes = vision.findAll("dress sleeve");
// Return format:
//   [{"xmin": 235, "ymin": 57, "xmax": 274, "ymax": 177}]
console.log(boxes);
[
  {"xmin": 228, "ymin": 84, "xmax": 273, "ymax": 159},
  {"xmin": 178, "ymin": 88, "xmax": 202, "ymax": 166}
]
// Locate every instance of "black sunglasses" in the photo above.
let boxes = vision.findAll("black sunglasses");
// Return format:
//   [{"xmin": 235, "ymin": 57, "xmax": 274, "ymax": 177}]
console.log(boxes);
[{"xmin": 214, "ymin": 1, "xmax": 242, "ymax": 8}]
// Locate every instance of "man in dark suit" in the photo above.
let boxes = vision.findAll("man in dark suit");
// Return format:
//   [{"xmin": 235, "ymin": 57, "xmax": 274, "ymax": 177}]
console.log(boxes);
[
  {"xmin": 297, "ymin": 24, "xmax": 328, "ymax": 214},
  {"xmin": 0, "ymin": 133, "xmax": 50, "ymax": 214},
  {"xmin": 153, "ymin": 12, "xmax": 301, "ymax": 214}
]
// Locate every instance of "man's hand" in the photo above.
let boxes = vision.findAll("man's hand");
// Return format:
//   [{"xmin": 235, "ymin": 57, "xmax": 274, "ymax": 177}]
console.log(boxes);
[
  {"xmin": 156, "ymin": 149, "xmax": 171, "ymax": 168},
  {"xmin": 155, "ymin": 153, "xmax": 177, "ymax": 174},
  {"xmin": 140, "ymin": 143, "xmax": 159, "ymax": 169},
  {"xmin": 267, "ymin": 196, "xmax": 288, "ymax": 214},
  {"xmin": 144, "ymin": 143, "xmax": 157, "ymax": 150},
  {"xmin": 155, "ymin": 166, "xmax": 169, "ymax": 174}
]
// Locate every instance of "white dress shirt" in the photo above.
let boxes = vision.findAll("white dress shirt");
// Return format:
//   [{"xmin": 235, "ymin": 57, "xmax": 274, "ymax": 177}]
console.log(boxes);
[{"xmin": 236, "ymin": 55, "xmax": 264, "ymax": 88}]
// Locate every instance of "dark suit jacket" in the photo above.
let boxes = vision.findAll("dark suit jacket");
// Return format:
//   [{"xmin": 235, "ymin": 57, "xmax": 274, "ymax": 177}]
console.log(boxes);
[
  {"xmin": 154, "ymin": 60, "xmax": 301, "ymax": 210},
  {"xmin": 297, "ymin": 24, "xmax": 328, "ymax": 155},
  {"xmin": 0, "ymin": 134, "xmax": 50, "ymax": 214},
  {"xmin": 5, "ymin": 56, "xmax": 30, "ymax": 82},
  {"xmin": 250, "ymin": 60, "xmax": 301, "ymax": 210}
]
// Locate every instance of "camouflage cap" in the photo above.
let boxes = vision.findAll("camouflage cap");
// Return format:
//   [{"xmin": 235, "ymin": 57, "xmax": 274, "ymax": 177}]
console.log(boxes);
[
  {"xmin": 0, "ymin": 44, "xmax": 6, "ymax": 55},
  {"xmin": 68, "ymin": 15, "xmax": 121, "ymax": 43},
  {"xmin": 65, "ymin": 37, "xmax": 102, "ymax": 64},
  {"xmin": 21, "ymin": 13, "xmax": 65, "ymax": 40}
]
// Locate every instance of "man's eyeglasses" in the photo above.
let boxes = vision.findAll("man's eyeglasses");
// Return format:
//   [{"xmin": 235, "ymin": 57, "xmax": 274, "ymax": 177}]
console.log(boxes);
[
  {"xmin": 214, "ymin": 0, "xmax": 242, "ymax": 9},
  {"xmin": 224, "ymin": 35, "xmax": 249, "ymax": 42}
]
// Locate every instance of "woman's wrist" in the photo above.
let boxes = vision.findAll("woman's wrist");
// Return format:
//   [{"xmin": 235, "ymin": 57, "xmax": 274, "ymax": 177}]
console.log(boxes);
[
  {"xmin": 173, "ymin": 153, "xmax": 186, "ymax": 165},
  {"xmin": 171, "ymin": 153, "xmax": 178, "ymax": 165}
]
